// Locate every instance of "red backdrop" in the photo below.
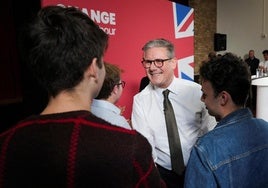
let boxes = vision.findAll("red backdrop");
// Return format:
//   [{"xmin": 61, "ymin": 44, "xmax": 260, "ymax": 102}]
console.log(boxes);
[{"xmin": 42, "ymin": 0, "xmax": 194, "ymax": 119}]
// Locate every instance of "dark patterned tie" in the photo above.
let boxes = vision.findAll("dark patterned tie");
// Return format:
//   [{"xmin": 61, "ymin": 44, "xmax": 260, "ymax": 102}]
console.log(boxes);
[{"xmin": 163, "ymin": 89, "xmax": 185, "ymax": 175}]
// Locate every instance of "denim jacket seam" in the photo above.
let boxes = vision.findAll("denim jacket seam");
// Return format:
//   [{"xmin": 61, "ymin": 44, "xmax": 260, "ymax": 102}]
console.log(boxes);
[
  {"xmin": 208, "ymin": 144, "xmax": 268, "ymax": 171},
  {"xmin": 196, "ymin": 145, "xmax": 216, "ymax": 171}
]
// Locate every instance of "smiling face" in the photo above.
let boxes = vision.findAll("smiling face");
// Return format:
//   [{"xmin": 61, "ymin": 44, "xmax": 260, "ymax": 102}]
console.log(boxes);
[{"xmin": 143, "ymin": 47, "xmax": 177, "ymax": 88}]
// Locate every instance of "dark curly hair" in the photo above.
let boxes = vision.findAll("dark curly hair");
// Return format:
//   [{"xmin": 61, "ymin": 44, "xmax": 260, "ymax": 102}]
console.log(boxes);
[{"xmin": 199, "ymin": 52, "xmax": 251, "ymax": 106}]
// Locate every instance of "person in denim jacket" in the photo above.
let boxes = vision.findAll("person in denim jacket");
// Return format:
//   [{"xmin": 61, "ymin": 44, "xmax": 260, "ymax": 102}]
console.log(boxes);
[{"xmin": 184, "ymin": 53, "xmax": 268, "ymax": 188}]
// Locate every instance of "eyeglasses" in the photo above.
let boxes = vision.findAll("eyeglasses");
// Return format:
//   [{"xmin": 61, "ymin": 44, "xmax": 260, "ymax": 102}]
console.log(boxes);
[
  {"xmin": 141, "ymin": 58, "xmax": 172, "ymax": 68},
  {"xmin": 116, "ymin": 81, "xmax": 126, "ymax": 88}
]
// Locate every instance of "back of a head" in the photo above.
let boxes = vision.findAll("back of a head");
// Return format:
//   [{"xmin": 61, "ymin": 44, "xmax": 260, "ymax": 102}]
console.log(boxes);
[
  {"xmin": 200, "ymin": 52, "xmax": 251, "ymax": 107},
  {"xmin": 208, "ymin": 51, "xmax": 216, "ymax": 60},
  {"xmin": 20, "ymin": 6, "xmax": 108, "ymax": 97},
  {"xmin": 96, "ymin": 63, "xmax": 122, "ymax": 100}
]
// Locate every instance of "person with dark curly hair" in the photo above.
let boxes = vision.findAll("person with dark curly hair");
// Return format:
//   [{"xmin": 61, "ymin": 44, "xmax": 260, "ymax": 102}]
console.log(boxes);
[{"xmin": 185, "ymin": 53, "xmax": 268, "ymax": 188}]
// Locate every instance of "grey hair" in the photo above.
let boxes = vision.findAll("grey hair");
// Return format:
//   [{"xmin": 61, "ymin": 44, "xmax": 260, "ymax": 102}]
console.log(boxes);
[{"xmin": 142, "ymin": 38, "xmax": 175, "ymax": 58}]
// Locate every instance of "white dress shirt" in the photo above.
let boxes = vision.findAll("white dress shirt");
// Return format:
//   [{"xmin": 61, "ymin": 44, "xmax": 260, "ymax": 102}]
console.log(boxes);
[
  {"xmin": 259, "ymin": 60, "xmax": 268, "ymax": 69},
  {"xmin": 91, "ymin": 99, "xmax": 131, "ymax": 129},
  {"xmin": 131, "ymin": 77, "xmax": 216, "ymax": 170}
]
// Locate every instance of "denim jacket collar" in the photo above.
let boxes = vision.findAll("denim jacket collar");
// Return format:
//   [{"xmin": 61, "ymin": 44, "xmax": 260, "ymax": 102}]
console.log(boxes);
[{"xmin": 216, "ymin": 108, "xmax": 253, "ymax": 128}]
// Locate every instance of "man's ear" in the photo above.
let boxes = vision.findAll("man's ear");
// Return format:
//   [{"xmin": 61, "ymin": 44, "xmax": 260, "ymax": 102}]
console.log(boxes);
[
  {"xmin": 171, "ymin": 57, "xmax": 178, "ymax": 70},
  {"xmin": 112, "ymin": 84, "xmax": 119, "ymax": 95},
  {"xmin": 219, "ymin": 91, "xmax": 229, "ymax": 106},
  {"xmin": 85, "ymin": 58, "xmax": 98, "ymax": 80}
]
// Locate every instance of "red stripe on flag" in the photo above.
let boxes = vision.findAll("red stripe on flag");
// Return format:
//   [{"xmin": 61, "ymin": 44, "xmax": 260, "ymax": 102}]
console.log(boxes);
[
  {"xmin": 179, "ymin": 12, "xmax": 193, "ymax": 32},
  {"xmin": 189, "ymin": 62, "xmax": 194, "ymax": 68}
]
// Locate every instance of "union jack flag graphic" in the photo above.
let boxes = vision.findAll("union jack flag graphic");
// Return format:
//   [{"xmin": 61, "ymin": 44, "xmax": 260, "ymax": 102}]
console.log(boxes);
[
  {"xmin": 173, "ymin": 3, "xmax": 194, "ymax": 81},
  {"xmin": 178, "ymin": 55, "xmax": 194, "ymax": 81},
  {"xmin": 173, "ymin": 3, "xmax": 194, "ymax": 39}
]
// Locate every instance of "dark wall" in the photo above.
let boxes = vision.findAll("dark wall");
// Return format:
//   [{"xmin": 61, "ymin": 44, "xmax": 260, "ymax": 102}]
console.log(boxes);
[
  {"xmin": 170, "ymin": 0, "xmax": 189, "ymax": 6},
  {"xmin": 0, "ymin": 0, "xmax": 43, "ymax": 133}
]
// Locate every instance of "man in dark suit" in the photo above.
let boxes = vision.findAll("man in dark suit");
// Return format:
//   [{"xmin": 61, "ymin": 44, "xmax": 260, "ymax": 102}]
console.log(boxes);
[{"xmin": 245, "ymin": 49, "xmax": 259, "ymax": 75}]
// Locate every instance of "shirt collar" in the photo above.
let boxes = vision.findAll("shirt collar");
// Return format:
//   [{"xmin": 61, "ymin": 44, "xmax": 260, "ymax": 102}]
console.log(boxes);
[
  {"xmin": 92, "ymin": 99, "xmax": 121, "ymax": 115},
  {"xmin": 152, "ymin": 76, "xmax": 178, "ymax": 95}
]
